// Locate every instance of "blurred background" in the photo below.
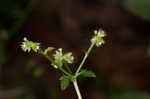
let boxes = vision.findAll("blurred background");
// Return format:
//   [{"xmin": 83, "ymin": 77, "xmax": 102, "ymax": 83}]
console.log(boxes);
[{"xmin": 1, "ymin": 0, "xmax": 150, "ymax": 99}]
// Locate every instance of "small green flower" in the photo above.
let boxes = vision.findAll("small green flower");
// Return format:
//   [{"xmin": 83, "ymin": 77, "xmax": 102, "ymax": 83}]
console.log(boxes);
[
  {"xmin": 53, "ymin": 48, "xmax": 64, "ymax": 68},
  {"xmin": 21, "ymin": 37, "xmax": 40, "ymax": 52},
  {"xmin": 63, "ymin": 52, "xmax": 74, "ymax": 63},
  {"xmin": 31, "ymin": 42, "xmax": 40, "ymax": 52},
  {"xmin": 91, "ymin": 29, "xmax": 106, "ymax": 47},
  {"xmin": 52, "ymin": 48, "xmax": 74, "ymax": 69}
]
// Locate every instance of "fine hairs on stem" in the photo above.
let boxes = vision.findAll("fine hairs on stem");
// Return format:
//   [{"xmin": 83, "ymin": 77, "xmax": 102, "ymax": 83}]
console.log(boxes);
[{"xmin": 20, "ymin": 29, "xmax": 106, "ymax": 99}]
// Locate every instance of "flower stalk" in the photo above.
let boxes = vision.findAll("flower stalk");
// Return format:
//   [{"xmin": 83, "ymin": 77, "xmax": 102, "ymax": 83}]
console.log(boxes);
[
  {"xmin": 20, "ymin": 29, "xmax": 106, "ymax": 99},
  {"xmin": 75, "ymin": 42, "xmax": 95, "ymax": 76}
]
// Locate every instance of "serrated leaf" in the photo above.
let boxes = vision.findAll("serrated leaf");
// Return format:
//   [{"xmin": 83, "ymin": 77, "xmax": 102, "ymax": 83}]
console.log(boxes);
[
  {"xmin": 79, "ymin": 70, "xmax": 96, "ymax": 78},
  {"xmin": 44, "ymin": 47, "xmax": 54, "ymax": 55},
  {"xmin": 59, "ymin": 75, "xmax": 70, "ymax": 90}
]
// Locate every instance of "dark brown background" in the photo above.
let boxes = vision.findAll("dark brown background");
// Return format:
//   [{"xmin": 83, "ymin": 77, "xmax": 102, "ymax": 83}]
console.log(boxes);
[{"xmin": 1, "ymin": 0, "xmax": 150, "ymax": 99}]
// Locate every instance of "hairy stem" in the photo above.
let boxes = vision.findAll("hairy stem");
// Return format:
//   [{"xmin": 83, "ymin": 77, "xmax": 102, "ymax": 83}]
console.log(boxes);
[{"xmin": 73, "ymin": 79, "xmax": 82, "ymax": 99}]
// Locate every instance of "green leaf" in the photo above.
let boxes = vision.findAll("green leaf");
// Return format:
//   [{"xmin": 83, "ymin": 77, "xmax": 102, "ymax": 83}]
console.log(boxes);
[
  {"xmin": 59, "ymin": 75, "xmax": 70, "ymax": 90},
  {"xmin": 44, "ymin": 47, "xmax": 54, "ymax": 55},
  {"xmin": 79, "ymin": 70, "xmax": 96, "ymax": 78}
]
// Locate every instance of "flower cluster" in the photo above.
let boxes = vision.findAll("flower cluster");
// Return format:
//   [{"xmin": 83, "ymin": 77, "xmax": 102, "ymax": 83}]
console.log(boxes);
[
  {"xmin": 52, "ymin": 48, "xmax": 74, "ymax": 68},
  {"xmin": 91, "ymin": 29, "xmax": 106, "ymax": 47},
  {"xmin": 21, "ymin": 37, "xmax": 74, "ymax": 69},
  {"xmin": 21, "ymin": 37, "xmax": 40, "ymax": 52}
]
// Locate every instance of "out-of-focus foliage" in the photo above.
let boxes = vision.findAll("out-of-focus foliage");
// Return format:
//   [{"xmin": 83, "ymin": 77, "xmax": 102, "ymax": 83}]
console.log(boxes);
[
  {"xmin": 110, "ymin": 91, "xmax": 150, "ymax": 99},
  {"xmin": 0, "ymin": 40, "xmax": 6, "ymax": 64},
  {"xmin": 0, "ymin": 0, "xmax": 35, "ymax": 32},
  {"xmin": 88, "ymin": 75, "xmax": 150, "ymax": 99},
  {"xmin": 109, "ymin": 84, "xmax": 150, "ymax": 99},
  {"xmin": 25, "ymin": 59, "xmax": 44, "ymax": 78},
  {"xmin": 0, "ymin": 30, "xmax": 9, "ymax": 64},
  {"xmin": 17, "ymin": 59, "xmax": 44, "ymax": 99},
  {"xmin": 0, "ymin": 0, "xmax": 36, "ymax": 64},
  {"xmin": 118, "ymin": 0, "xmax": 150, "ymax": 56},
  {"xmin": 121, "ymin": 0, "xmax": 150, "ymax": 21},
  {"xmin": 18, "ymin": 85, "xmax": 35, "ymax": 99}
]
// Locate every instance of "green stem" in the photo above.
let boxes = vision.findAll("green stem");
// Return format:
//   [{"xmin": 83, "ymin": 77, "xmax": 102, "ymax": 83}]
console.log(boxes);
[
  {"xmin": 75, "ymin": 42, "xmax": 95, "ymax": 75},
  {"xmin": 59, "ymin": 66, "xmax": 71, "ymax": 77},
  {"xmin": 39, "ymin": 50, "xmax": 71, "ymax": 77},
  {"xmin": 73, "ymin": 79, "xmax": 82, "ymax": 99},
  {"xmin": 64, "ymin": 61, "xmax": 72, "ymax": 74}
]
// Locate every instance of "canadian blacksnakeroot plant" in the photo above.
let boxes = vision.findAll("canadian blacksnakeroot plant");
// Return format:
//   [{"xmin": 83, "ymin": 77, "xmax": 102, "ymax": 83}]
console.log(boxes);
[{"xmin": 20, "ymin": 29, "xmax": 106, "ymax": 99}]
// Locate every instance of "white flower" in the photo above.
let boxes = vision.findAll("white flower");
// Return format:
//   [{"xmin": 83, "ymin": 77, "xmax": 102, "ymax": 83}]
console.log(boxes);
[
  {"xmin": 51, "ymin": 64, "xmax": 58, "ymax": 69},
  {"xmin": 94, "ymin": 29, "xmax": 105, "ymax": 37},
  {"xmin": 21, "ymin": 37, "xmax": 31, "ymax": 52},
  {"xmin": 52, "ymin": 48, "xmax": 74, "ymax": 69},
  {"xmin": 31, "ymin": 42, "xmax": 40, "ymax": 52},
  {"xmin": 21, "ymin": 37, "xmax": 40, "ymax": 52},
  {"xmin": 91, "ymin": 29, "xmax": 106, "ymax": 47},
  {"xmin": 63, "ymin": 52, "xmax": 74, "ymax": 63},
  {"xmin": 53, "ymin": 48, "xmax": 64, "ymax": 68}
]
